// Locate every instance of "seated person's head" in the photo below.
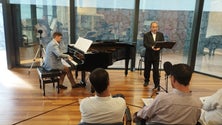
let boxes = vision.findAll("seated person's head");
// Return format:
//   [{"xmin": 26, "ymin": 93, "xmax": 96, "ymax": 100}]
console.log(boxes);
[
  {"xmin": 170, "ymin": 64, "xmax": 193, "ymax": 87},
  {"xmin": 89, "ymin": 68, "xmax": 109, "ymax": 94}
]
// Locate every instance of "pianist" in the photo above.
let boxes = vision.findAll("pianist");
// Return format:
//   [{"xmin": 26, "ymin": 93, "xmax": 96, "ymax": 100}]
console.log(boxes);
[{"xmin": 42, "ymin": 32, "xmax": 81, "ymax": 89}]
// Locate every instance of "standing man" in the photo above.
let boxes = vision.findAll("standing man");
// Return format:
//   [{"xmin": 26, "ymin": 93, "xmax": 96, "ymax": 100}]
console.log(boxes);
[
  {"xmin": 43, "ymin": 32, "xmax": 80, "ymax": 89},
  {"xmin": 143, "ymin": 21, "xmax": 164, "ymax": 90}
]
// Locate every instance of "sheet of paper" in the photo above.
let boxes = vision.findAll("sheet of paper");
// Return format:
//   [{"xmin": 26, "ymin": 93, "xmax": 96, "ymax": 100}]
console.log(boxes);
[
  {"xmin": 69, "ymin": 44, "xmax": 75, "ymax": 47},
  {"xmin": 74, "ymin": 37, "xmax": 93, "ymax": 53},
  {"xmin": 141, "ymin": 98, "xmax": 154, "ymax": 106}
]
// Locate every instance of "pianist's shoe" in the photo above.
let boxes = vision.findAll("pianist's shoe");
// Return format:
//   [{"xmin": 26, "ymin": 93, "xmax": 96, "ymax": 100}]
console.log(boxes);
[
  {"xmin": 57, "ymin": 84, "xmax": 68, "ymax": 89},
  {"xmin": 143, "ymin": 81, "xmax": 149, "ymax": 87}
]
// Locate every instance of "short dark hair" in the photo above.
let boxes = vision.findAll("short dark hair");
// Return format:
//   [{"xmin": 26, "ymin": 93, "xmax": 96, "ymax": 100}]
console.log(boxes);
[
  {"xmin": 170, "ymin": 64, "xmax": 193, "ymax": 86},
  {"xmin": 53, "ymin": 32, "xmax": 62, "ymax": 38},
  {"xmin": 89, "ymin": 68, "xmax": 109, "ymax": 94}
]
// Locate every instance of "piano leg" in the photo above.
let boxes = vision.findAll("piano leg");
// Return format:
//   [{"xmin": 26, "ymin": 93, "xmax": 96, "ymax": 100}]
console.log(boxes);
[
  {"xmin": 75, "ymin": 70, "xmax": 78, "ymax": 78},
  {"xmin": 81, "ymin": 71, "xmax": 95, "ymax": 93},
  {"xmin": 125, "ymin": 59, "xmax": 129, "ymax": 76}
]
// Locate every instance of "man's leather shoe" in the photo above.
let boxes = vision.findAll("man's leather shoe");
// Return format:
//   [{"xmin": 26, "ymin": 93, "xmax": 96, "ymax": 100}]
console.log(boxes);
[
  {"xmin": 57, "ymin": 84, "xmax": 67, "ymax": 89},
  {"xmin": 157, "ymin": 87, "xmax": 160, "ymax": 91},
  {"xmin": 152, "ymin": 87, "xmax": 160, "ymax": 91},
  {"xmin": 143, "ymin": 81, "xmax": 149, "ymax": 87}
]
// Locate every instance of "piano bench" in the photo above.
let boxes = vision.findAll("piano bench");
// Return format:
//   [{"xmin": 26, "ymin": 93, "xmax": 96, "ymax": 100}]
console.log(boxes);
[{"xmin": 37, "ymin": 67, "xmax": 62, "ymax": 96}]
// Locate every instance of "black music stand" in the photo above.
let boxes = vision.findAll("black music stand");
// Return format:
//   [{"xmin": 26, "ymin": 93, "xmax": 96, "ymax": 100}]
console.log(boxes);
[
  {"xmin": 154, "ymin": 41, "xmax": 176, "ymax": 93},
  {"xmin": 154, "ymin": 41, "xmax": 176, "ymax": 49}
]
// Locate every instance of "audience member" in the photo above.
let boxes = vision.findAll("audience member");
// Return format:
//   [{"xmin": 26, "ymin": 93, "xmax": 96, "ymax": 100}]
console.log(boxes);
[
  {"xmin": 133, "ymin": 63, "xmax": 202, "ymax": 125},
  {"xmin": 199, "ymin": 88, "xmax": 222, "ymax": 125},
  {"xmin": 79, "ymin": 68, "xmax": 126, "ymax": 124}
]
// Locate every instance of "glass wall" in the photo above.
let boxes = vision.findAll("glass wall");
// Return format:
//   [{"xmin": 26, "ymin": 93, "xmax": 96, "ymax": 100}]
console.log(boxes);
[
  {"xmin": 137, "ymin": 0, "xmax": 196, "ymax": 69},
  {"xmin": 0, "ymin": 3, "xmax": 7, "ymax": 68},
  {"xmin": 7, "ymin": 0, "xmax": 222, "ymax": 78},
  {"xmin": 195, "ymin": 0, "xmax": 222, "ymax": 77},
  {"xmin": 0, "ymin": 3, "xmax": 5, "ymax": 50},
  {"xmin": 75, "ymin": 0, "xmax": 135, "ymax": 68},
  {"xmin": 10, "ymin": 0, "xmax": 70, "ymax": 66}
]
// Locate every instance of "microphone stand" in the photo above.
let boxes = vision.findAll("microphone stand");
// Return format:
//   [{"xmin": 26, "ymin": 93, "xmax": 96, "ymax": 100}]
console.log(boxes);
[
  {"xmin": 28, "ymin": 30, "xmax": 46, "ymax": 75},
  {"xmin": 158, "ymin": 48, "xmax": 168, "ymax": 93},
  {"xmin": 154, "ymin": 41, "xmax": 175, "ymax": 93}
]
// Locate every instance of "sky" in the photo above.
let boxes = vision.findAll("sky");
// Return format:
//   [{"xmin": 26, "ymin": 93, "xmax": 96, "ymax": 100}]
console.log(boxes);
[{"xmin": 9, "ymin": 0, "xmax": 222, "ymax": 12}]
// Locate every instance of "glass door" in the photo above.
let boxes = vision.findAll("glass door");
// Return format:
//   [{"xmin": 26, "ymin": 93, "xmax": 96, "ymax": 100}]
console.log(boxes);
[
  {"xmin": 195, "ymin": 0, "xmax": 222, "ymax": 77},
  {"xmin": 9, "ymin": 0, "xmax": 70, "ymax": 67},
  {"xmin": 0, "ymin": 2, "xmax": 6, "ymax": 69}
]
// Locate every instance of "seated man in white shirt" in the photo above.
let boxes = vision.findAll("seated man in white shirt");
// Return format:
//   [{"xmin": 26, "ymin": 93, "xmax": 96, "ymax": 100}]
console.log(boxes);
[
  {"xmin": 133, "ymin": 63, "xmax": 202, "ymax": 125},
  {"xmin": 79, "ymin": 68, "xmax": 126, "ymax": 124},
  {"xmin": 199, "ymin": 88, "xmax": 222, "ymax": 125}
]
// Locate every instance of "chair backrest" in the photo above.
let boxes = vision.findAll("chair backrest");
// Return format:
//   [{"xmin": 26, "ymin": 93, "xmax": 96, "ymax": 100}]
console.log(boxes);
[{"xmin": 125, "ymin": 106, "xmax": 132, "ymax": 125}]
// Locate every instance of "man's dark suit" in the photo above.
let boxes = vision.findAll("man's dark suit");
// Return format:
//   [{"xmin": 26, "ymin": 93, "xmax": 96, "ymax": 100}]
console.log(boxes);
[{"xmin": 143, "ymin": 31, "xmax": 164, "ymax": 88}]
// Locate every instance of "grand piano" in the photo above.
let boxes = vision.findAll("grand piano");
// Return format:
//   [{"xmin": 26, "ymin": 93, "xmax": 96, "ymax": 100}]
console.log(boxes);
[{"xmin": 66, "ymin": 40, "xmax": 135, "ymax": 84}]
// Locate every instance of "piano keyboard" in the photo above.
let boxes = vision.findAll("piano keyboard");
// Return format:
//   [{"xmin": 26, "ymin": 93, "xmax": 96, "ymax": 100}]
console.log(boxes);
[
  {"xmin": 69, "ymin": 59, "xmax": 77, "ymax": 66},
  {"xmin": 62, "ymin": 58, "xmax": 78, "ymax": 67}
]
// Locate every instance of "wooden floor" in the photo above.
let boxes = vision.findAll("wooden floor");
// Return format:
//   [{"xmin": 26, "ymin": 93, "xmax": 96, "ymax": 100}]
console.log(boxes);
[{"xmin": 0, "ymin": 66, "xmax": 222, "ymax": 125}]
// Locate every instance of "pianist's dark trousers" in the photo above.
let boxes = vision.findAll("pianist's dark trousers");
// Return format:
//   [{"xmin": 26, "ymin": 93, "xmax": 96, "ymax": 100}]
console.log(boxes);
[{"xmin": 144, "ymin": 59, "xmax": 160, "ymax": 88}]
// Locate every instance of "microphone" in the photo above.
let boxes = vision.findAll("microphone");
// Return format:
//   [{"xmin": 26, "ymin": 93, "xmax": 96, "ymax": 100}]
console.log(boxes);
[
  {"xmin": 37, "ymin": 30, "xmax": 43, "ymax": 39},
  {"xmin": 38, "ymin": 30, "xmax": 43, "ymax": 34},
  {"xmin": 164, "ymin": 61, "xmax": 172, "ymax": 76}
]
